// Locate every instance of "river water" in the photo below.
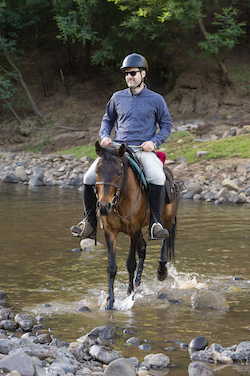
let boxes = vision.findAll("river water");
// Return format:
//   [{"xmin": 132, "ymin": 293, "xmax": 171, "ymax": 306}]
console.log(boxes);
[{"xmin": 0, "ymin": 183, "xmax": 250, "ymax": 375}]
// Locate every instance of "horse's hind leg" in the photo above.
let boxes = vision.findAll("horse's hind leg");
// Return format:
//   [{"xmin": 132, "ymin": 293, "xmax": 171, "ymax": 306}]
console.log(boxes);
[
  {"xmin": 157, "ymin": 238, "xmax": 168, "ymax": 281},
  {"xmin": 135, "ymin": 234, "xmax": 146, "ymax": 287}
]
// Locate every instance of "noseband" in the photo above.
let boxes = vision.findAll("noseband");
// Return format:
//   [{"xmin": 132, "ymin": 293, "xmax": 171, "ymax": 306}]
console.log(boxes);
[{"xmin": 95, "ymin": 160, "xmax": 124, "ymax": 210}]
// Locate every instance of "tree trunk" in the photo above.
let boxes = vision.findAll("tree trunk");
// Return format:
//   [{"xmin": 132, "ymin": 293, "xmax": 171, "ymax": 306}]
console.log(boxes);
[
  {"xmin": 198, "ymin": 19, "xmax": 230, "ymax": 83},
  {"xmin": 6, "ymin": 55, "xmax": 44, "ymax": 120}
]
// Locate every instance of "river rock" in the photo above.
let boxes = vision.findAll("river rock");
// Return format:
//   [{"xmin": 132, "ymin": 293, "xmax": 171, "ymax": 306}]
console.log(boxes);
[
  {"xmin": 14, "ymin": 313, "xmax": 36, "ymax": 331},
  {"xmin": 88, "ymin": 345, "xmax": 120, "ymax": 364},
  {"xmin": 138, "ymin": 344, "xmax": 152, "ymax": 351},
  {"xmin": 222, "ymin": 178, "xmax": 239, "ymax": 191},
  {"xmin": 191, "ymin": 290, "xmax": 229, "ymax": 310},
  {"xmin": 2, "ymin": 172, "xmax": 19, "ymax": 183},
  {"xmin": 0, "ymin": 350, "xmax": 34, "ymax": 376},
  {"xmin": 185, "ymin": 182, "xmax": 202, "ymax": 194},
  {"xmin": 87, "ymin": 325, "xmax": 116, "ymax": 339},
  {"xmin": 15, "ymin": 166, "xmax": 28, "ymax": 181},
  {"xmin": 29, "ymin": 171, "xmax": 44, "ymax": 186},
  {"xmin": 189, "ymin": 336, "xmax": 208, "ymax": 352},
  {"xmin": 104, "ymin": 358, "xmax": 136, "ymax": 376},
  {"xmin": 0, "ymin": 319, "xmax": 18, "ymax": 331},
  {"xmin": 188, "ymin": 361, "xmax": 213, "ymax": 376},
  {"xmin": 229, "ymin": 193, "xmax": 246, "ymax": 204},
  {"xmin": 0, "ymin": 307, "xmax": 12, "ymax": 320},
  {"xmin": 126, "ymin": 337, "xmax": 140, "ymax": 347},
  {"xmin": 144, "ymin": 353, "xmax": 170, "ymax": 368},
  {"xmin": 0, "ymin": 338, "xmax": 19, "ymax": 354}
]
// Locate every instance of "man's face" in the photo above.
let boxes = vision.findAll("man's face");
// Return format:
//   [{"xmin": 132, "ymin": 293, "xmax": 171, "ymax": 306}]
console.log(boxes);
[{"xmin": 124, "ymin": 67, "xmax": 146, "ymax": 90}]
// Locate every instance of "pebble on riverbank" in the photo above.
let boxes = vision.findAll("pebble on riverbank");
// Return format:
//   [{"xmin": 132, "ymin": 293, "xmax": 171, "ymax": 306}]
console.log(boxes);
[
  {"xmin": 0, "ymin": 147, "xmax": 250, "ymax": 206},
  {"xmin": 1, "ymin": 303, "xmax": 250, "ymax": 375}
]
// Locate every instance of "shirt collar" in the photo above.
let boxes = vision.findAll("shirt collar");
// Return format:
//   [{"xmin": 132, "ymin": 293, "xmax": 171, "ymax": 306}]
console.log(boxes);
[{"xmin": 127, "ymin": 84, "xmax": 148, "ymax": 96}]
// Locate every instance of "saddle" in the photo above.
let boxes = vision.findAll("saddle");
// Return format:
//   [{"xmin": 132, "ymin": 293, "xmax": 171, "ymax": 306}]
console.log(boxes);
[{"xmin": 125, "ymin": 147, "xmax": 176, "ymax": 204}]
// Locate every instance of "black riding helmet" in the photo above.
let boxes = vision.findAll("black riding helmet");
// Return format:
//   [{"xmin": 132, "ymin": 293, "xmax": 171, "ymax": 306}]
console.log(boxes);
[{"xmin": 120, "ymin": 53, "xmax": 149, "ymax": 72}]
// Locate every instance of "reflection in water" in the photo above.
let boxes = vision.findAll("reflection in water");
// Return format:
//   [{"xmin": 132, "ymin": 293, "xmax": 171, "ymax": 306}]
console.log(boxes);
[{"xmin": 0, "ymin": 183, "xmax": 250, "ymax": 375}]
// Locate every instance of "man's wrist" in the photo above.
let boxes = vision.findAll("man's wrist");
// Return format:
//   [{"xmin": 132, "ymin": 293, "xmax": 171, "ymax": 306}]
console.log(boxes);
[{"xmin": 153, "ymin": 142, "xmax": 157, "ymax": 150}]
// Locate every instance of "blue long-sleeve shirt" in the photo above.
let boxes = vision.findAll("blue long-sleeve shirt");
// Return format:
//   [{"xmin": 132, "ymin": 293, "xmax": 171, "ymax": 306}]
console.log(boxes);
[{"xmin": 99, "ymin": 85, "xmax": 172, "ymax": 149}]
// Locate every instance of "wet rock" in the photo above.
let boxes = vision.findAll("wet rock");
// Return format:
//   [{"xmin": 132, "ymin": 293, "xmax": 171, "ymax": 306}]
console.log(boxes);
[
  {"xmin": 144, "ymin": 353, "xmax": 170, "ymax": 368},
  {"xmin": 188, "ymin": 361, "xmax": 213, "ymax": 376},
  {"xmin": 14, "ymin": 313, "xmax": 36, "ymax": 331},
  {"xmin": 80, "ymin": 239, "xmax": 106, "ymax": 252},
  {"xmin": 229, "ymin": 193, "xmax": 246, "ymax": 204},
  {"xmin": 191, "ymin": 290, "xmax": 229, "ymax": 310},
  {"xmin": 29, "ymin": 171, "xmax": 44, "ymax": 186},
  {"xmin": 182, "ymin": 191, "xmax": 196, "ymax": 199},
  {"xmin": 77, "ymin": 306, "xmax": 91, "ymax": 312},
  {"xmin": 88, "ymin": 344, "xmax": 120, "ymax": 364},
  {"xmin": 126, "ymin": 337, "xmax": 140, "ymax": 347},
  {"xmin": 104, "ymin": 358, "xmax": 136, "ymax": 376},
  {"xmin": 2, "ymin": 172, "xmax": 19, "ymax": 183},
  {"xmin": 87, "ymin": 326, "xmax": 116, "ymax": 340},
  {"xmin": 189, "ymin": 336, "xmax": 208, "ymax": 352},
  {"xmin": 138, "ymin": 344, "xmax": 152, "ymax": 351}
]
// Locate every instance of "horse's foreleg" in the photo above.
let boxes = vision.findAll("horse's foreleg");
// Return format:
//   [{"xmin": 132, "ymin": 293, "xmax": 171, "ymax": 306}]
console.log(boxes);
[
  {"xmin": 126, "ymin": 233, "xmax": 140, "ymax": 295},
  {"xmin": 157, "ymin": 238, "xmax": 168, "ymax": 281},
  {"xmin": 104, "ymin": 230, "xmax": 117, "ymax": 310},
  {"xmin": 135, "ymin": 234, "xmax": 146, "ymax": 287}
]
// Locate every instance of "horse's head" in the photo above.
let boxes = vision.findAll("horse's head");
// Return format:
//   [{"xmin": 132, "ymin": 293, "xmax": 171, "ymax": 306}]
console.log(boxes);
[{"xmin": 95, "ymin": 141, "xmax": 126, "ymax": 216}]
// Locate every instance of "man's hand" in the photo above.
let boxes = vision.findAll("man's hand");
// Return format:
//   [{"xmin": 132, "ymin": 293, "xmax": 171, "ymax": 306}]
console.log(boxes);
[
  {"xmin": 140, "ymin": 140, "xmax": 155, "ymax": 152},
  {"xmin": 101, "ymin": 137, "xmax": 112, "ymax": 147}
]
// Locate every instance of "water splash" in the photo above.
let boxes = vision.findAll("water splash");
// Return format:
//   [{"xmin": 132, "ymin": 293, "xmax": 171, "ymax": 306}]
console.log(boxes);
[{"xmin": 168, "ymin": 264, "xmax": 209, "ymax": 290}]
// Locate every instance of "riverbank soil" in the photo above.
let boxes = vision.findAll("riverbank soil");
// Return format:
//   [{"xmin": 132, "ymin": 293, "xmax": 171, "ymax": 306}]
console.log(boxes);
[{"xmin": 0, "ymin": 44, "xmax": 250, "ymax": 182}]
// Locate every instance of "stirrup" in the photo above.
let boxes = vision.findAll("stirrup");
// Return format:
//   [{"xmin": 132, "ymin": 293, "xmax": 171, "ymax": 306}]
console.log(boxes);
[
  {"xmin": 150, "ymin": 222, "xmax": 169, "ymax": 240},
  {"xmin": 70, "ymin": 220, "xmax": 85, "ymax": 237}
]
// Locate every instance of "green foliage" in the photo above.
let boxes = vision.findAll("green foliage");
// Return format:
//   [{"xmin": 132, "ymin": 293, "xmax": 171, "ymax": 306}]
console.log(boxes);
[
  {"xmin": 27, "ymin": 137, "xmax": 52, "ymax": 152},
  {"xmin": 57, "ymin": 143, "xmax": 96, "ymax": 159},
  {"xmin": 163, "ymin": 133, "xmax": 250, "ymax": 163},
  {"xmin": 198, "ymin": 6, "xmax": 246, "ymax": 56}
]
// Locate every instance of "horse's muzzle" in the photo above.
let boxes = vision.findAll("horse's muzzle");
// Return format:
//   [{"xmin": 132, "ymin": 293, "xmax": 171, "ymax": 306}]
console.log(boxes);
[{"xmin": 97, "ymin": 201, "xmax": 112, "ymax": 216}]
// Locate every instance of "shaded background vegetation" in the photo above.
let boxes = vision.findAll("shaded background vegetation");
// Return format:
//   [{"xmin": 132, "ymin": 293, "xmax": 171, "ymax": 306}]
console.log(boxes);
[{"xmin": 0, "ymin": 0, "xmax": 250, "ymax": 125}]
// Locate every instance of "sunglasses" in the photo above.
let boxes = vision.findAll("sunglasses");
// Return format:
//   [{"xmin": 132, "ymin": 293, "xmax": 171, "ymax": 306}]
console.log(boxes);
[{"xmin": 123, "ymin": 70, "xmax": 140, "ymax": 77}]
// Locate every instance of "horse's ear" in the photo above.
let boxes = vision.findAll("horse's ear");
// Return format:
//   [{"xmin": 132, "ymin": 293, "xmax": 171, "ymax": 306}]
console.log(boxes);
[
  {"xmin": 118, "ymin": 144, "xmax": 126, "ymax": 158},
  {"xmin": 95, "ymin": 141, "xmax": 102, "ymax": 156}
]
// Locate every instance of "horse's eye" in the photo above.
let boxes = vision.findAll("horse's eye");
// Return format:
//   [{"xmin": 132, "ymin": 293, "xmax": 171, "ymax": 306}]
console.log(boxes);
[{"xmin": 118, "ymin": 171, "xmax": 122, "ymax": 176}]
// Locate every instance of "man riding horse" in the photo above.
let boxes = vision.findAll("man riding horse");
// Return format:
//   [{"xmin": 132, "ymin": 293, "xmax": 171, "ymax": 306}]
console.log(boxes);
[{"xmin": 71, "ymin": 53, "xmax": 173, "ymax": 240}]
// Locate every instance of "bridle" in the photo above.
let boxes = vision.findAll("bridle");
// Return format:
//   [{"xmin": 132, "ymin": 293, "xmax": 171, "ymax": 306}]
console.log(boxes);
[
  {"xmin": 95, "ymin": 160, "xmax": 124, "ymax": 212},
  {"xmin": 95, "ymin": 156, "xmax": 143, "ymax": 220}
]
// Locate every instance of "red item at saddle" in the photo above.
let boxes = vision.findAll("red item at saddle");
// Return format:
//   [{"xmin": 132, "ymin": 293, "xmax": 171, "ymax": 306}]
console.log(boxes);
[{"xmin": 156, "ymin": 151, "xmax": 166, "ymax": 165}]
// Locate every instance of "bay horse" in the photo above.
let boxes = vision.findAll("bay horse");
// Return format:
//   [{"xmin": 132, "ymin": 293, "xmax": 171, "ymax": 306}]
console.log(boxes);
[{"xmin": 94, "ymin": 141, "xmax": 180, "ymax": 310}]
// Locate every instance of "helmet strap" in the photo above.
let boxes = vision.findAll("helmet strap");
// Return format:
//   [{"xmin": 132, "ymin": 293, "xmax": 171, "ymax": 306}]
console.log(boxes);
[{"xmin": 135, "ymin": 69, "xmax": 145, "ymax": 89}]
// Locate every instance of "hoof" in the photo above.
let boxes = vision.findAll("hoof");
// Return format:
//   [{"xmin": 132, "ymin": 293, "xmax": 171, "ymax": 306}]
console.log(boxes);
[
  {"xmin": 157, "ymin": 272, "xmax": 168, "ymax": 281},
  {"xmin": 134, "ymin": 278, "xmax": 141, "ymax": 287},
  {"xmin": 157, "ymin": 261, "xmax": 167, "ymax": 281},
  {"xmin": 105, "ymin": 299, "xmax": 115, "ymax": 310},
  {"xmin": 127, "ymin": 287, "xmax": 134, "ymax": 295}
]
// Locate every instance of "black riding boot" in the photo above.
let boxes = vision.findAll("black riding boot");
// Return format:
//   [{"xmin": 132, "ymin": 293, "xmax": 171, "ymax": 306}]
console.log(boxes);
[
  {"xmin": 70, "ymin": 184, "xmax": 97, "ymax": 239},
  {"xmin": 149, "ymin": 184, "xmax": 169, "ymax": 239}
]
